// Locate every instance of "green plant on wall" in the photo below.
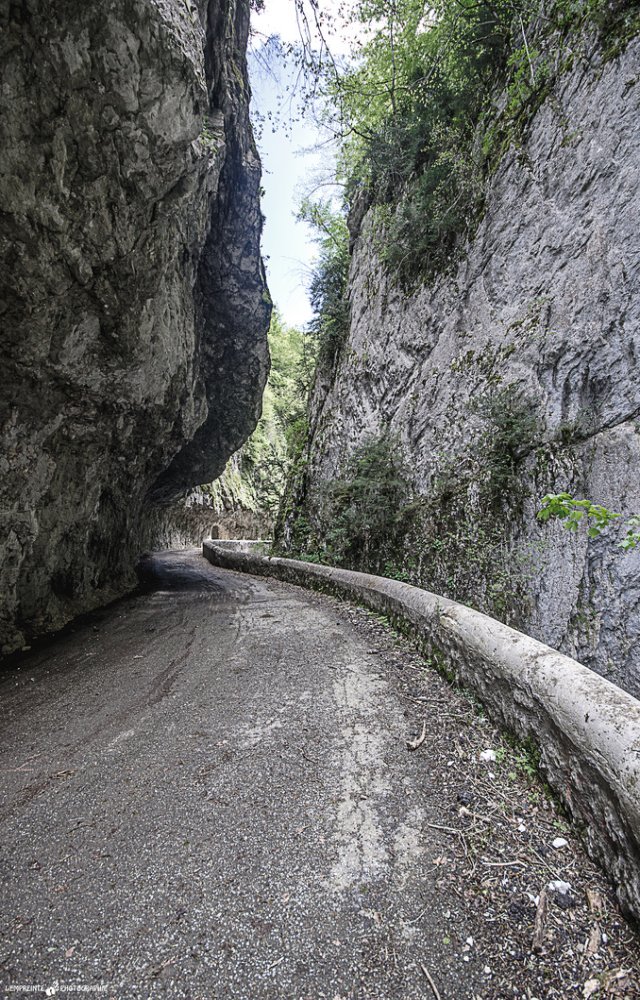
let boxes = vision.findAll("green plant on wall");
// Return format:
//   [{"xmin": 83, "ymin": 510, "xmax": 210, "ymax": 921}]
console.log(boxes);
[
  {"xmin": 398, "ymin": 385, "xmax": 541, "ymax": 623},
  {"xmin": 470, "ymin": 384, "xmax": 539, "ymax": 503},
  {"xmin": 319, "ymin": 433, "xmax": 414, "ymax": 573},
  {"xmin": 538, "ymin": 493, "xmax": 640, "ymax": 550},
  {"xmin": 321, "ymin": 0, "xmax": 639, "ymax": 285},
  {"xmin": 278, "ymin": 385, "xmax": 543, "ymax": 625},
  {"xmin": 276, "ymin": 432, "xmax": 416, "ymax": 575}
]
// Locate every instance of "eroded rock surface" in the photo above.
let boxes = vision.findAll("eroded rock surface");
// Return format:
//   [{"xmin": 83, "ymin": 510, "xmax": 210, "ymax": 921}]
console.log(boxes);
[
  {"xmin": 0, "ymin": 0, "xmax": 270, "ymax": 652},
  {"xmin": 302, "ymin": 38, "xmax": 640, "ymax": 694}
]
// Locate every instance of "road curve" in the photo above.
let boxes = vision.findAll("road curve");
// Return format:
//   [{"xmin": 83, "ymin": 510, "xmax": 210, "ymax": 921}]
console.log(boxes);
[{"xmin": 0, "ymin": 550, "xmax": 479, "ymax": 998}]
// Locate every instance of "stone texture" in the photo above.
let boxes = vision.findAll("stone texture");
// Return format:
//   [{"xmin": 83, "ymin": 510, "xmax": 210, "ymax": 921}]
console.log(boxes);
[
  {"xmin": 0, "ymin": 0, "xmax": 270, "ymax": 652},
  {"xmin": 141, "ymin": 482, "xmax": 270, "ymax": 551},
  {"xmin": 203, "ymin": 540, "xmax": 640, "ymax": 924},
  {"xmin": 302, "ymin": 37, "xmax": 640, "ymax": 695}
]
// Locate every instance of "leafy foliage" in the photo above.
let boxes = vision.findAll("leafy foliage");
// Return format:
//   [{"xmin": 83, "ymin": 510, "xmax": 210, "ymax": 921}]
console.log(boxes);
[
  {"xmin": 255, "ymin": 0, "xmax": 637, "ymax": 282},
  {"xmin": 329, "ymin": 0, "xmax": 638, "ymax": 283},
  {"xmin": 538, "ymin": 493, "xmax": 640, "ymax": 550},
  {"xmin": 277, "ymin": 432, "xmax": 416, "ymax": 575},
  {"xmin": 396, "ymin": 386, "xmax": 541, "ymax": 622},
  {"xmin": 470, "ymin": 385, "xmax": 539, "ymax": 503},
  {"xmin": 298, "ymin": 198, "xmax": 351, "ymax": 365},
  {"xmin": 335, "ymin": 0, "xmax": 515, "ymax": 278},
  {"xmin": 318, "ymin": 433, "xmax": 414, "ymax": 572},
  {"xmin": 214, "ymin": 310, "xmax": 315, "ymax": 516},
  {"xmin": 277, "ymin": 380, "xmax": 543, "ymax": 623}
]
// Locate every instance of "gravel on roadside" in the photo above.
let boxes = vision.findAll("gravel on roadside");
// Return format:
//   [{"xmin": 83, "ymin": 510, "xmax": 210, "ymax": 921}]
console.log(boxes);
[{"xmin": 339, "ymin": 600, "xmax": 640, "ymax": 1000}]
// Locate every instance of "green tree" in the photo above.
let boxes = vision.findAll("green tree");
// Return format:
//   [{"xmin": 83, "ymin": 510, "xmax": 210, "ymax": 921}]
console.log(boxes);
[
  {"xmin": 299, "ymin": 0, "xmax": 638, "ymax": 283},
  {"xmin": 298, "ymin": 198, "xmax": 351, "ymax": 365},
  {"xmin": 212, "ymin": 309, "xmax": 314, "ymax": 517}
]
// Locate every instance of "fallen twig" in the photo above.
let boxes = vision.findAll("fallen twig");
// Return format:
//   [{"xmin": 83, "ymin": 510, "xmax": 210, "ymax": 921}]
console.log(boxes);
[
  {"xmin": 532, "ymin": 887, "xmax": 548, "ymax": 953},
  {"xmin": 481, "ymin": 860, "xmax": 525, "ymax": 868},
  {"xmin": 420, "ymin": 962, "xmax": 442, "ymax": 1000},
  {"xmin": 425, "ymin": 822, "xmax": 460, "ymax": 835},
  {"xmin": 530, "ymin": 848, "xmax": 562, "ymax": 881},
  {"xmin": 407, "ymin": 721, "xmax": 427, "ymax": 751}
]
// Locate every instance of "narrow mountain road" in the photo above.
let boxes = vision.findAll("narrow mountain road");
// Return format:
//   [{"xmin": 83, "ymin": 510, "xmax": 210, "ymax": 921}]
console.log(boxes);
[
  {"xmin": 0, "ymin": 550, "xmax": 475, "ymax": 999},
  {"xmin": 1, "ymin": 551, "xmax": 637, "ymax": 999}
]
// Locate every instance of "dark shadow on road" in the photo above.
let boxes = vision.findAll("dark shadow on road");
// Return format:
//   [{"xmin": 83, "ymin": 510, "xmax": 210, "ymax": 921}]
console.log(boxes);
[
  {"xmin": 136, "ymin": 549, "xmax": 231, "ymax": 595},
  {"xmin": 0, "ymin": 548, "xmax": 234, "ymax": 679}
]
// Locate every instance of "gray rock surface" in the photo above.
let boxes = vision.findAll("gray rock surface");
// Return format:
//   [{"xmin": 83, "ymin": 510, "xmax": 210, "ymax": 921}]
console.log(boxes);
[
  {"xmin": 0, "ymin": 0, "xmax": 270, "ymax": 652},
  {"xmin": 302, "ymin": 37, "xmax": 640, "ymax": 695},
  {"xmin": 142, "ymin": 483, "xmax": 269, "ymax": 551}
]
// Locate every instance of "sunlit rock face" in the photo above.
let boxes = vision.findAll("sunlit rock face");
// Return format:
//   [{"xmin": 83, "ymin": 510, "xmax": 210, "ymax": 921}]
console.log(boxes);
[
  {"xmin": 303, "ymin": 37, "xmax": 640, "ymax": 695},
  {"xmin": 0, "ymin": 0, "xmax": 270, "ymax": 652}
]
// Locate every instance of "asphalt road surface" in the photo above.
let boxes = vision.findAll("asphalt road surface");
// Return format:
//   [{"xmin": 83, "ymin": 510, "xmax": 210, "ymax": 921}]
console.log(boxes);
[{"xmin": 0, "ymin": 549, "xmax": 484, "ymax": 999}]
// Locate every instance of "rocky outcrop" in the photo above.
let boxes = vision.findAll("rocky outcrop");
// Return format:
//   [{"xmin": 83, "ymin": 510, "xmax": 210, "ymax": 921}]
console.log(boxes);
[
  {"xmin": 301, "ymin": 37, "xmax": 640, "ymax": 694},
  {"xmin": 142, "ymin": 470, "xmax": 271, "ymax": 551},
  {"xmin": 0, "ymin": 0, "xmax": 270, "ymax": 653}
]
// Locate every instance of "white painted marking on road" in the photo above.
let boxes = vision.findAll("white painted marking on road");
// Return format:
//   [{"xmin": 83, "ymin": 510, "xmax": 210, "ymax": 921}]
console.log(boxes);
[{"xmin": 106, "ymin": 729, "xmax": 135, "ymax": 751}]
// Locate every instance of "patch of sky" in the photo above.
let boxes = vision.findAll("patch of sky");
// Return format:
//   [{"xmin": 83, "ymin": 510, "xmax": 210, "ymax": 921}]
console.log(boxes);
[{"xmin": 248, "ymin": 0, "xmax": 358, "ymax": 327}]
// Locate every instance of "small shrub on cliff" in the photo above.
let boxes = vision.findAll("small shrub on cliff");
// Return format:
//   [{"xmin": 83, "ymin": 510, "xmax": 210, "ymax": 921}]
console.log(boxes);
[
  {"xmin": 317, "ymin": 433, "xmax": 414, "ymax": 574},
  {"xmin": 470, "ymin": 384, "xmax": 539, "ymax": 504},
  {"xmin": 276, "ymin": 433, "xmax": 415, "ymax": 572},
  {"xmin": 399, "ymin": 386, "xmax": 541, "ymax": 623}
]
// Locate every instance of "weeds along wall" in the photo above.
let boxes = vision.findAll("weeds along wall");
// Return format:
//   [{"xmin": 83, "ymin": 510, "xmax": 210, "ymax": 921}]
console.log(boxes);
[{"xmin": 277, "ymin": 7, "xmax": 640, "ymax": 698}]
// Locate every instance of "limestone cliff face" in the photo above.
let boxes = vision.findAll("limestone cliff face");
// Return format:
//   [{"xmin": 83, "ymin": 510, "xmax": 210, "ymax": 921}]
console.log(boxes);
[
  {"xmin": 0, "ymin": 0, "xmax": 270, "ymax": 652},
  {"xmin": 303, "ymin": 37, "xmax": 640, "ymax": 695}
]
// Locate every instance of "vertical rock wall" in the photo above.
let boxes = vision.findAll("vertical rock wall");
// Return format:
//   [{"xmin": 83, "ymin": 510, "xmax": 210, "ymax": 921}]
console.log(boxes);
[
  {"xmin": 302, "ymin": 37, "xmax": 640, "ymax": 695},
  {"xmin": 0, "ymin": 0, "xmax": 270, "ymax": 653}
]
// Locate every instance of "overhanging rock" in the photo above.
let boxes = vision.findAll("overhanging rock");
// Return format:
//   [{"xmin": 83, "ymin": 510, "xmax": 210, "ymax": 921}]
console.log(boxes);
[{"xmin": 0, "ymin": 0, "xmax": 270, "ymax": 653}]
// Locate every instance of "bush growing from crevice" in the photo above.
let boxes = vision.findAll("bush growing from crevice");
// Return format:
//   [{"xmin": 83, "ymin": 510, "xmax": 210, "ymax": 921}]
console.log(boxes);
[
  {"xmin": 286, "ymin": 386, "xmax": 542, "ymax": 624},
  {"xmin": 470, "ymin": 384, "xmax": 540, "ymax": 504},
  {"xmin": 318, "ymin": 433, "xmax": 414, "ymax": 573},
  {"xmin": 403, "ymin": 385, "xmax": 542, "ymax": 622},
  {"xmin": 278, "ymin": 386, "xmax": 544, "ymax": 625},
  {"xmin": 276, "ymin": 433, "xmax": 416, "ymax": 576}
]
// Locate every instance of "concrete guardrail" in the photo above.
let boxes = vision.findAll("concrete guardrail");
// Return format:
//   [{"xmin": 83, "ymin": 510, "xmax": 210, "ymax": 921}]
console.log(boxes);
[{"xmin": 202, "ymin": 539, "xmax": 640, "ymax": 922}]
